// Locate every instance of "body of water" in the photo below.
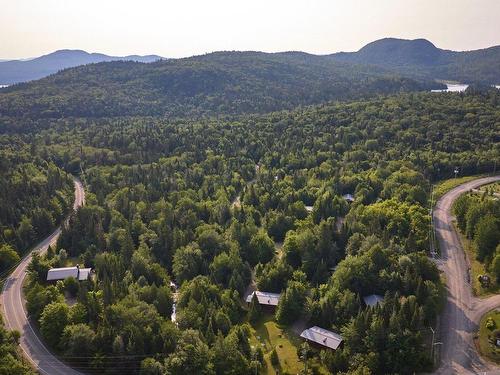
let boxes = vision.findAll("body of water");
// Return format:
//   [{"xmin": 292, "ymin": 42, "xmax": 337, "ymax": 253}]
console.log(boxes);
[
  {"xmin": 431, "ymin": 83, "xmax": 500, "ymax": 93},
  {"xmin": 431, "ymin": 83, "xmax": 469, "ymax": 93}
]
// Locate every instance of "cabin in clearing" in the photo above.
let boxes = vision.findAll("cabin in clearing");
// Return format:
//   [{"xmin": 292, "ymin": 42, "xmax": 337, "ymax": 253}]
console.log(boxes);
[
  {"xmin": 245, "ymin": 291, "xmax": 281, "ymax": 311},
  {"xmin": 300, "ymin": 326, "xmax": 343, "ymax": 350}
]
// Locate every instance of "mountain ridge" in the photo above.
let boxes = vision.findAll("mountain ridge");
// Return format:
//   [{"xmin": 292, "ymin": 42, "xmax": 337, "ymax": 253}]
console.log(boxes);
[
  {"xmin": 0, "ymin": 37, "xmax": 498, "ymax": 120},
  {"xmin": 0, "ymin": 50, "xmax": 164, "ymax": 85},
  {"xmin": 1, "ymin": 38, "xmax": 499, "ymax": 86},
  {"xmin": 0, "ymin": 50, "xmax": 441, "ymax": 119},
  {"xmin": 329, "ymin": 38, "xmax": 500, "ymax": 83}
]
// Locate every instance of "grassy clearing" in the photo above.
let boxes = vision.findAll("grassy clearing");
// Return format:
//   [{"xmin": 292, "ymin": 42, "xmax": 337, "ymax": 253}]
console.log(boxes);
[
  {"xmin": 454, "ymin": 223, "xmax": 500, "ymax": 297},
  {"xmin": 249, "ymin": 314, "xmax": 303, "ymax": 374},
  {"xmin": 478, "ymin": 309, "xmax": 500, "ymax": 364},
  {"xmin": 433, "ymin": 174, "xmax": 487, "ymax": 201},
  {"xmin": 248, "ymin": 314, "xmax": 328, "ymax": 374}
]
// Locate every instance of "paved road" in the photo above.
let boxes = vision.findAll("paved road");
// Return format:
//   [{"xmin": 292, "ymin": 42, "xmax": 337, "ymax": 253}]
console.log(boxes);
[
  {"xmin": 1, "ymin": 178, "xmax": 85, "ymax": 375},
  {"xmin": 434, "ymin": 175, "xmax": 500, "ymax": 375}
]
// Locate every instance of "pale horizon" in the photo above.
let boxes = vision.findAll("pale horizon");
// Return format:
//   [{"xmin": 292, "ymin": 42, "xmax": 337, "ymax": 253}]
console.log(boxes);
[{"xmin": 1, "ymin": 0, "xmax": 499, "ymax": 60}]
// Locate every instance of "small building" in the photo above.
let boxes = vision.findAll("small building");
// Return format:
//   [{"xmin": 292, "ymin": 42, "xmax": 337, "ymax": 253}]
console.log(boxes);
[
  {"xmin": 342, "ymin": 193, "xmax": 355, "ymax": 203},
  {"xmin": 245, "ymin": 291, "xmax": 281, "ymax": 307},
  {"xmin": 46, "ymin": 265, "xmax": 91, "ymax": 282},
  {"xmin": 300, "ymin": 326, "xmax": 343, "ymax": 350},
  {"xmin": 169, "ymin": 281, "xmax": 178, "ymax": 292},
  {"xmin": 363, "ymin": 294, "xmax": 384, "ymax": 307}
]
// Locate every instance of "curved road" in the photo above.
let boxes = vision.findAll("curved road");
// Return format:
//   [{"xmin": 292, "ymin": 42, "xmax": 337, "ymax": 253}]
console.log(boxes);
[
  {"xmin": 1, "ymin": 178, "xmax": 85, "ymax": 375},
  {"xmin": 434, "ymin": 175, "xmax": 500, "ymax": 375}
]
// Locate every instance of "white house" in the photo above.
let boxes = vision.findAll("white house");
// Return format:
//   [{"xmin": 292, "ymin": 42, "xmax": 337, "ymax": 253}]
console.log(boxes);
[{"xmin": 46, "ymin": 265, "xmax": 91, "ymax": 282}]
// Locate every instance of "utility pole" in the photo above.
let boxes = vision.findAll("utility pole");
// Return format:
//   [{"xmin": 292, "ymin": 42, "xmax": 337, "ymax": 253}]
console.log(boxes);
[
  {"xmin": 430, "ymin": 326, "xmax": 435, "ymax": 359},
  {"xmin": 429, "ymin": 326, "xmax": 443, "ymax": 365},
  {"xmin": 433, "ymin": 342, "xmax": 443, "ymax": 364},
  {"xmin": 429, "ymin": 184, "xmax": 436, "ymax": 258}
]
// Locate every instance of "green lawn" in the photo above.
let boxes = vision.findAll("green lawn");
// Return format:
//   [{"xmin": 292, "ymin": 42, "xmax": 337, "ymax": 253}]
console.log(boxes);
[
  {"xmin": 248, "ymin": 314, "xmax": 328, "ymax": 375},
  {"xmin": 454, "ymin": 223, "xmax": 500, "ymax": 297},
  {"xmin": 249, "ymin": 315, "xmax": 303, "ymax": 374},
  {"xmin": 478, "ymin": 309, "xmax": 500, "ymax": 364}
]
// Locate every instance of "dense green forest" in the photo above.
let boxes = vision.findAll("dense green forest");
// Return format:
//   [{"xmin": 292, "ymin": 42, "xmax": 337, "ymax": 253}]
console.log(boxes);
[
  {"xmin": 0, "ymin": 142, "xmax": 73, "ymax": 274},
  {"xmin": 454, "ymin": 189, "xmax": 500, "ymax": 281},
  {"xmin": 0, "ymin": 142, "xmax": 73, "ymax": 374},
  {"xmin": 0, "ymin": 89, "xmax": 492, "ymax": 374},
  {"xmin": 0, "ymin": 51, "xmax": 442, "ymax": 119},
  {"xmin": 0, "ymin": 314, "xmax": 34, "ymax": 375}
]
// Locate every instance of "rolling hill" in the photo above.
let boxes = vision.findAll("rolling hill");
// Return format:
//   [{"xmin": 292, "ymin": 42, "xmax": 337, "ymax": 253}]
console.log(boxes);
[
  {"xmin": 0, "ymin": 51, "xmax": 441, "ymax": 119},
  {"xmin": 330, "ymin": 38, "xmax": 500, "ymax": 84},
  {"xmin": 0, "ymin": 50, "xmax": 163, "ymax": 85},
  {"xmin": 1, "ymin": 38, "xmax": 498, "ymax": 120}
]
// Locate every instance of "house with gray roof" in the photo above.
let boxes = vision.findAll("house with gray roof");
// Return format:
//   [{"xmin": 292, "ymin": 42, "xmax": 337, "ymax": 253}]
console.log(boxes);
[
  {"xmin": 46, "ymin": 265, "xmax": 91, "ymax": 282},
  {"xmin": 300, "ymin": 326, "xmax": 343, "ymax": 350}
]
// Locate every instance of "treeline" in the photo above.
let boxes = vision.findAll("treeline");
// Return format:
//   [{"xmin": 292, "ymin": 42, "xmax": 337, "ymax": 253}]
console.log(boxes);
[
  {"xmin": 7, "ymin": 90, "xmax": 496, "ymax": 179},
  {"xmin": 0, "ymin": 141, "xmax": 72, "ymax": 375},
  {"xmin": 9, "ymin": 91, "xmax": 500, "ymax": 374},
  {"xmin": 0, "ymin": 141, "xmax": 73, "ymax": 274},
  {"xmin": 454, "ymin": 190, "xmax": 500, "ymax": 279},
  {"xmin": 0, "ymin": 315, "xmax": 34, "ymax": 375}
]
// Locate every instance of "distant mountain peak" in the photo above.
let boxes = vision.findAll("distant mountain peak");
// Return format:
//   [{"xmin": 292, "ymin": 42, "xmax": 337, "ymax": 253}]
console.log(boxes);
[
  {"xmin": 51, "ymin": 49, "xmax": 89, "ymax": 55},
  {"xmin": 0, "ymin": 50, "xmax": 165, "ymax": 85},
  {"xmin": 358, "ymin": 37, "xmax": 439, "ymax": 53},
  {"xmin": 329, "ymin": 37, "xmax": 500, "ymax": 84},
  {"xmin": 355, "ymin": 38, "xmax": 441, "ymax": 65},
  {"xmin": 360, "ymin": 37, "xmax": 437, "ymax": 49}
]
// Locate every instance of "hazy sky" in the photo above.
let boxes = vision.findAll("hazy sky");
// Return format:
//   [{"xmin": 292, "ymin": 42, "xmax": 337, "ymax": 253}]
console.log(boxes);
[{"xmin": 1, "ymin": 0, "xmax": 499, "ymax": 59}]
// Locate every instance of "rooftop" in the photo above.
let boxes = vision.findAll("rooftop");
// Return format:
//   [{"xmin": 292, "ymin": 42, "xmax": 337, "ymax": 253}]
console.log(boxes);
[
  {"xmin": 363, "ymin": 294, "xmax": 384, "ymax": 307},
  {"xmin": 245, "ymin": 291, "xmax": 281, "ymax": 306},
  {"xmin": 342, "ymin": 193, "xmax": 355, "ymax": 202},
  {"xmin": 300, "ymin": 326, "xmax": 343, "ymax": 350},
  {"xmin": 77, "ymin": 268, "xmax": 91, "ymax": 281},
  {"xmin": 46, "ymin": 266, "xmax": 91, "ymax": 281}
]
